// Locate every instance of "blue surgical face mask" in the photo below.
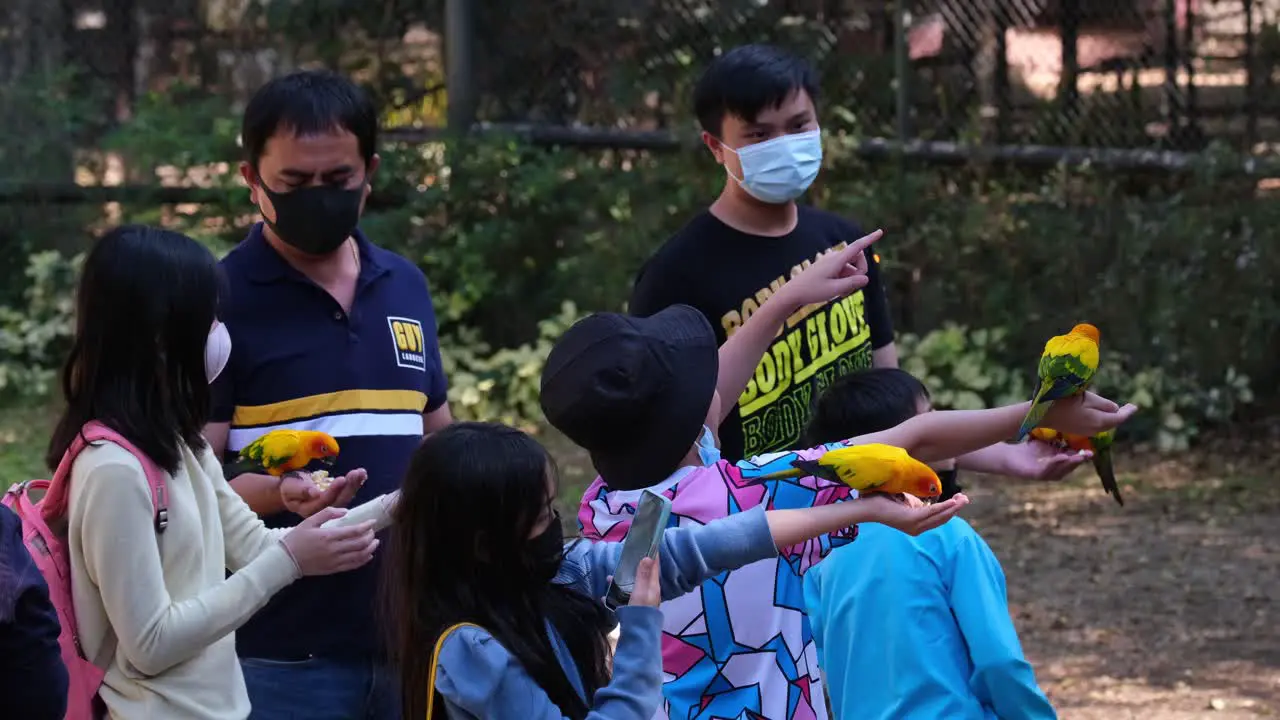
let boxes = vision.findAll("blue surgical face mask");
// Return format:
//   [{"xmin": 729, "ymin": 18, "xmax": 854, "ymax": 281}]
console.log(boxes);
[
  {"xmin": 723, "ymin": 129, "xmax": 823, "ymax": 204},
  {"xmin": 697, "ymin": 425, "xmax": 721, "ymax": 466}
]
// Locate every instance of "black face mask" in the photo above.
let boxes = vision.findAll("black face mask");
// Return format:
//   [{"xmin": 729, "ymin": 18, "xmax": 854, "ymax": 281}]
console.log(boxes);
[
  {"xmin": 525, "ymin": 513, "xmax": 565, "ymax": 584},
  {"xmin": 260, "ymin": 182, "xmax": 364, "ymax": 256},
  {"xmin": 938, "ymin": 468, "xmax": 962, "ymax": 502}
]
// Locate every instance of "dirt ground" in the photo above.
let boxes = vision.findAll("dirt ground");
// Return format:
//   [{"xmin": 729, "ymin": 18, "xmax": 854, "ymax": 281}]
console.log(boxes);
[{"xmin": 547, "ymin": 431, "xmax": 1280, "ymax": 719}]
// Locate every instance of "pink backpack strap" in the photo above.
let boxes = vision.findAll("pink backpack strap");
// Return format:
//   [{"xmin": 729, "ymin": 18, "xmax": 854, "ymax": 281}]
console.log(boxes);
[{"xmin": 42, "ymin": 421, "xmax": 169, "ymax": 534}]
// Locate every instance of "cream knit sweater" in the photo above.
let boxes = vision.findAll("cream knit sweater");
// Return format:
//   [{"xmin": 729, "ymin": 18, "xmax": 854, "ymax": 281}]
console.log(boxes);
[{"xmin": 67, "ymin": 440, "xmax": 299, "ymax": 719}]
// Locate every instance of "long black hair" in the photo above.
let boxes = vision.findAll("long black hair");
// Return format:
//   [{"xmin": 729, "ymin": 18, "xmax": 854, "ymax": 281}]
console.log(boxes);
[
  {"xmin": 47, "ymin": 224, "xmax": 222, "ymax": 475},
  {"xmin": 384, "ymin": 422, "xmax": 614, "ymax": 720}
]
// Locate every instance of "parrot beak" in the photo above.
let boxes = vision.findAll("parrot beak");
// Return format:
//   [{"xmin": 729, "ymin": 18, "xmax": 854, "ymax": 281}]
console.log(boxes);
[
  {"xmin": 909, "ymin": 458, "xmax": 943, "ymax": 499},
  {"xmin": 322, "ymin": 456, "xmax": 337, "ymax": 467}
]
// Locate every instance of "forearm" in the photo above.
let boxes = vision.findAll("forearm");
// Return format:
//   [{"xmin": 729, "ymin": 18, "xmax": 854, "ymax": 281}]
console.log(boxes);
[
  {"xmin": 872, "ymin": 342, "xmax": 899, "ymax": 368},
  {"xmin": 716, "ymin": 295, "xmax": 795, "ymax": 424},
  {"xmin": 766, "ymin": 502, "xmax": 871, "ymax": 549},
  {"xmin": 851, "ymin": 402, "xmax": 1031, "ymax": 464},
  {"xmin": 228, "ymin": 472, "xmax": 285, "ymax": 516},
  {"xmin": 955, "ymin": 443, "xmax": 1016, "ymax": 475}
]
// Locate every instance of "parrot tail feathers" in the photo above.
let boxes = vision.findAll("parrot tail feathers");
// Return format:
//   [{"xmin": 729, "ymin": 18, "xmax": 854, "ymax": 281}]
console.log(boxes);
[
  {"xmin": 1093, "ymin": 453, "xmax": 1124, "ymax": 506},
  {"xmin": 791, "ymin": 459, "xmax": 840, "ymax": 485},
  {"xmin": 1014, "ymin": 399, "xmax": 1053, "ymax": 443},
  {"xmin": 223, "ymin": 458, "xmax": 260, "ymax": 480}
]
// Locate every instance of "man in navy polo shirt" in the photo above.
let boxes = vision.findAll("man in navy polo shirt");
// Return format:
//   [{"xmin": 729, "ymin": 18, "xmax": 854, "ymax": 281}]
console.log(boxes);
[{"xmin": 205, "ymin": 70, "xmax": 451, "ymax": 720}]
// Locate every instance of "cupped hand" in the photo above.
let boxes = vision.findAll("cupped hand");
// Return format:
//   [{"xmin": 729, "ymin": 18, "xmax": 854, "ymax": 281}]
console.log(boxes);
[
  {"xmin": 1006, "ymin": 439, "xmax": 1089, "ymax": 481},
  {"xmin": 279, "ymin": 468, "xmax": 368, "ymax": 518},
  {"xmin": 856, "ymin": 492, "xmax": 970, "ymax": 536},
  {"xmin": 280, "ymin": 508, "xmax": 379, "ymax": 576}
]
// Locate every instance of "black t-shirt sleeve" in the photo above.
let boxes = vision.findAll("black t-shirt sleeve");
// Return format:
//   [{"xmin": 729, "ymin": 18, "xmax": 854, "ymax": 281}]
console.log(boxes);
[
  {"xmin": 630, "ymin": 253, "xmax": 689, "ymax": 318},
  {"xmin": 863, "ymin": 248, "xmax": 895, "ymax": 349}
]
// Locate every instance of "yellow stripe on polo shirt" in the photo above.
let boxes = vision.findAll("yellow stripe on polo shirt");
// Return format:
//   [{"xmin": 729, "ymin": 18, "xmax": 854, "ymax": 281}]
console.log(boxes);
[
  {"xmin": 231, "ymin": 389, "xmax": 428, "ymax": 427},
  {"xmin": 226, "ymin": 389, "xmax": 428, "ymax": 452}
]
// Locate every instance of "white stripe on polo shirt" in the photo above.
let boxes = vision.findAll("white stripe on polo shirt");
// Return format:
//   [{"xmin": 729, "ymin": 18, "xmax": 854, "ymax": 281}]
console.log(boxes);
[{"xmin": 227, "ymin": 411, "xmax": 425, "ymax": 452}]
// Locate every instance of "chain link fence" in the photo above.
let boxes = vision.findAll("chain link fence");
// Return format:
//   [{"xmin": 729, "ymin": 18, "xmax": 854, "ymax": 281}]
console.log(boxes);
[{"xmin": 4, "ymin": 0, "xmax": 1280, "ymax": 181}]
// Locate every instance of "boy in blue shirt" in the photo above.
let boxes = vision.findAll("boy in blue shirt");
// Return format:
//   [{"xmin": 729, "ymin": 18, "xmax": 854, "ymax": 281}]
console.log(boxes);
[{"xmin": 801, "ymin": 368, "xmax": 1058, "ymax": 720}]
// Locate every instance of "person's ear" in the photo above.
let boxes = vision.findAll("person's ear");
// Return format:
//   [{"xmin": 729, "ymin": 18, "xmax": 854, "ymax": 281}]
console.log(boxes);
[
  {"xmin": 239, "ymin": 161, "xmax": 259, "ymax": 204},
  {"xmin": 702, "ymin": 131, "xmax": 727, "ymax": 166}
]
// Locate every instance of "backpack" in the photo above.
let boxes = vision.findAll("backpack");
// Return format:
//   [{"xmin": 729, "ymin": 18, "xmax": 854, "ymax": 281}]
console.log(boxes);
[{"xmin": 2, "ymin": 421, "xmax": 169, "ymax": 720}]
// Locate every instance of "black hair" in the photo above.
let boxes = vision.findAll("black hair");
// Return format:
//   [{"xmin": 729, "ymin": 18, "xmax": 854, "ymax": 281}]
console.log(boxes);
[
  {"xmin": 47, "ymin": 225, "xmax": 222, "ymax": 475},
  {"xmin": 384, "ymin": 422, "xmax": 614, "ymax": 720},
  {"xmin": 693, "ymin": 43, "xmax": 820, "ymax": 136},
  {"xmin": 241, "ymin": 69, "xmax": 378, "ymax": 168},
  {"xmin": 803, "ymin": 368, "xmax": 931, "ymax": 447}
]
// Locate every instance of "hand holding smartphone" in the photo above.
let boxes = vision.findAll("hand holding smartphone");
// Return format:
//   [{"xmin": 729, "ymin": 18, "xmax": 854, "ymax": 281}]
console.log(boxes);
[{"xmin": 605, "ymin": 490, "xmax": 671, "ymax": 609}]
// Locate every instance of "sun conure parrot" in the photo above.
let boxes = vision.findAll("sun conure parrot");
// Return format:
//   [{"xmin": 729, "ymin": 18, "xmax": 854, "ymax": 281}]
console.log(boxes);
[
  {"xmin": 746, "ymin": 444, "xmax": 943, "ymax": 499},
  {"xmin": 225, "ymin": 429, "xmax": 340, "ymax": 479},
  {"xmin": 1015, "ymin": 323, "xmax": 1101, "ymax": 442},
  {"xmin": 1030, "ymin": 427, "xmax": 1123, "ymax": 506}
]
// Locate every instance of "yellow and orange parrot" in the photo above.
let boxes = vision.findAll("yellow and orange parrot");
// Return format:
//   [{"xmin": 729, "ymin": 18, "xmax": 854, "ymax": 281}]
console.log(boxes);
[
  {"xmin": 1015, "ymin": 323, "xmax": 1101, "ymax": 442},
  {"xmin": 1030, "ymin": 427, "xmax": 1122, "ymax": 506},
  {"xmin": 226, "ymin": 429, "xmax": 340, "ymax": 478},
  {"xmin": 747, "ymin": 444, "xmax": 942, "ymax": 499}
]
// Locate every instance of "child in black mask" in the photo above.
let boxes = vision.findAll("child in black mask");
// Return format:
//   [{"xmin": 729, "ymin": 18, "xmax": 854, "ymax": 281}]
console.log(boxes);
[{"xmin": 383, "ymin": 421, "xmax": 968, "ymax": 720}]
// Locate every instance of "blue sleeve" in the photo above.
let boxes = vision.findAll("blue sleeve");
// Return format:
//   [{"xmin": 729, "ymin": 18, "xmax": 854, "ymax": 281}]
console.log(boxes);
[
  {"xmin": 572, "ymin": 505, "xmax": 777, "ymax": 601},
  {"xmin": 420, "ymin": 272, "xmax": 449, "ymax": 413},
  {"xmin": 946, "ymin": 528, "xmax": 1057, "ymax": 720},
  {"xmin": 435, "ymin": 605, "xmax": 664, "ymax": 720},
  {"xmin": 0, "ymin": 509, "xmax": 69, "ymax": 720}
]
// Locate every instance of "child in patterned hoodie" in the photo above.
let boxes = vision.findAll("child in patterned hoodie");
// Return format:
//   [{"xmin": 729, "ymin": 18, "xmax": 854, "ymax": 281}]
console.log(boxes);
[{"xmin": 540, "ymin": 237, "xmax": 1138, "ymax": 720}]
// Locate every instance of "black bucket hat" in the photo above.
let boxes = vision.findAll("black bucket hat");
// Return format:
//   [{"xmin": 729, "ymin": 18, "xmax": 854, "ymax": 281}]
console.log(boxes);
[{"xmin": 540, "ymin": 305, "xmax": 719, "ymax": 491}]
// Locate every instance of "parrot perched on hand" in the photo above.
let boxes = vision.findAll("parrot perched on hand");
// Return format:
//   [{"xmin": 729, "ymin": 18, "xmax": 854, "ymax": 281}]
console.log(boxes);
[
  {"xmin": 1030, "ymin": 427, "xmax": 1123, "ymax": 506},
  {"xmin": 1015, "ymin": 323, "xmax": 1101, "ymax": 442},
  {"xmin": 225, "ymin": 429, "xmax": 340, "ymax": 478},
  {"xmin": 746, "ymin": 443, "xmax": 943, "ymax": 499}
]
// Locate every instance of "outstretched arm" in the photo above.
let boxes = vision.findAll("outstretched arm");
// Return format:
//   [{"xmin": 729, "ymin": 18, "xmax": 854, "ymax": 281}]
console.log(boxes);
[
  {"xmin": 848, "ymin": 392, "xmax": 1137, "ymax": 464},
  {"xmin": 579, "ymin": 493, "xmax": 967, "ymax": 600}
]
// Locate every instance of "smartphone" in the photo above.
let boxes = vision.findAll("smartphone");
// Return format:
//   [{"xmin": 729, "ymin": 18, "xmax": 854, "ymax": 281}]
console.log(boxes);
[{"xmin": 605, "ymin": 490, "xmax": 672, "ymax": 610}]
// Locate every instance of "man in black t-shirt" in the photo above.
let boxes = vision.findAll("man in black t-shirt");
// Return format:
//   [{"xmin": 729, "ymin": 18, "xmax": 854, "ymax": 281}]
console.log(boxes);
[
  {"xmin": 631, "ymin": 44, "xmax": 895, "ymax": 460},
  {"xmin": 633, "ymin": 44, "xmax": 1088, "ymax": 481}
]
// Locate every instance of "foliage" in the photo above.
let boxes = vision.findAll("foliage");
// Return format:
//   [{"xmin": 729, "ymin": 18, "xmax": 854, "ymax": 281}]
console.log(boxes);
[
  {"xmin": 899, "ymin": 324, "xmax": 1030, "ymax": 411},
  {"xmin": 440, "ymin": 301, "xmax": 583, "ymax": 431},
  {"xmin": 0, "ymin": 251, "xmax": 82, "ymax": 401},
  {"xmin": 4, "ymin": 93, "xmax": 1277, "ymax": 447}
]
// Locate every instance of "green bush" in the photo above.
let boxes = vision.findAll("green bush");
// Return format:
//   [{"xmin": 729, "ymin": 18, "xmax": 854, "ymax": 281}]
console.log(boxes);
[
  {"xmin": 440, "ymin": 301, "xmax": 583, "ymax": 431},
  {"xmin": 0, "ymin": 251, "xmax": 82, "ymax": 400}
]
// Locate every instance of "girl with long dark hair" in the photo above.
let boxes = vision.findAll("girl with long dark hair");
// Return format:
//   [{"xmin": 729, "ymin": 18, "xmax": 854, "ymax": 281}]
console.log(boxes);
[
  {"xmin": 385, "ymin": 421, "xmax": 968, "ymax": 719},
  {"xmin": 50, "ymin": 225, "xmax": 382, "ymax": 719}
]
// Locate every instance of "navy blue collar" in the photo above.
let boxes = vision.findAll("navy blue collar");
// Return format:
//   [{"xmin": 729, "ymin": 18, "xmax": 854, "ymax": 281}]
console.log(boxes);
[{"xmin": 242, "ymin": 222, "xmax": 389, "ymax": 287}]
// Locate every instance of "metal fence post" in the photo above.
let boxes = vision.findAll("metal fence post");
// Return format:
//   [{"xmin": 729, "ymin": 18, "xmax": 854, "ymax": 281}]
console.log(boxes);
[{"xmin": 445, "ymin": 0, "xmax": 477, "ymax": 134}]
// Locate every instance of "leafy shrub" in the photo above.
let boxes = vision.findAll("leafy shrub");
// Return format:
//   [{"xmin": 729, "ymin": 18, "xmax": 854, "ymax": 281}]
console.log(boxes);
[
  {"xmin": 440, "ymin": 301, "xmax": 583, "ymax": 431},
  {"xmin": 899, "ymin": 324, "xmax": 1030, "ymax": 411},
  {"xmin": 0, "ymin": 251, "xmax": 82, "ymax": 400}
]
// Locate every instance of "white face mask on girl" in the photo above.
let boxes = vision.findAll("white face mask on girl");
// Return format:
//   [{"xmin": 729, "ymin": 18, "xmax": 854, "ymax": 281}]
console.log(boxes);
[
  {"xmin": 722, "ymin": 129, "xmax": 823, "ymax": 204},
  {"xmin": 206, "ymin": 322, "xmax": 231, "ymax": 384}
]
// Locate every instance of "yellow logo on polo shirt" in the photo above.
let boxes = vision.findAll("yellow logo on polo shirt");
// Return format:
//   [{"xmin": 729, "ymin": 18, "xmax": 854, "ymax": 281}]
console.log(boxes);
[{"xmin": 387, "ymin": 316, "xmax": 427, "ymax": 371}]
